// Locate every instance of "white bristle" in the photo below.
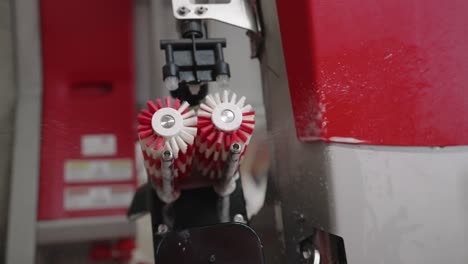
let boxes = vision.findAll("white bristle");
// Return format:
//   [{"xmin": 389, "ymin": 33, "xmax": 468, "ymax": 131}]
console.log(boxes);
[
  {"xmin": 196, "ymin": 90, "xmax": 256, "ymax": 178},
  {"xmin": 230, "ymin": 93, "xmax": 237, "ymax": 104},
  {"xmin": 200, "ymin": 103, "xmax": 213, "ymax": 113},
  {"xmin": 170, "ymin": 137, "xmax": 180, "ymax": 157},
  {"xmin": 206, "ymin": 95, "xmax": 217, "ymax": 109},
  {"xmin": 183, "ymin": 117, "xmax": 198, "ymax": 127},
  {"xmin": 241, "ymin": 104, "xmax": 252, "ymax": 112},
  {"xmin": 182, "ymin": 109, "xmax": 196, "ymax": 119},
  {"xmin": 236, "ymin": 96, "xmax": 246, "ymax": 108},
  {"xmin": 137, "ymin": 96, "xmax": 197, "ymax": 187},
  {"xmin": 183, "ymin": 127, "xmax": 197, "ymax": 137},
  {"xmin": 180, "ymin": 130, "xmax": 195, "ymax": 145},
  {"xmin": 198, "ymin": 110, "xmax": 212, "ymax": 118},
  {"xmin": 214, "ymin": 93, "xmax": 222, "ymax": 104},
  {"xmin": 223, "ymin": 90, "xmax": 229, "ymax": 103},
  {"xmin": 175, "ymin": 136, "xmax": 187, "ymax": 153},
  {"xmin": 178, "ymin": 101, "xmax": 190, "ymax": 114}
]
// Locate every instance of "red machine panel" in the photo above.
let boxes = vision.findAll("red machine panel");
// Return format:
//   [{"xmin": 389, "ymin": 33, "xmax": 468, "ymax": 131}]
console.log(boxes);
[
  {"xmin": 277, "ymin": 0, "xmax": 468, "ymax": 146},
  {"xmin": 39, "ymin": 0, "xmax": 136, "ymax": 219}
]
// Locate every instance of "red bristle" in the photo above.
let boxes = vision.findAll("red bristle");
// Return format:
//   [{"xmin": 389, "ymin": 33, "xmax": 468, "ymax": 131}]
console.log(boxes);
[
  {"xmin": 137, "ymin": 125, "xmax": 152, "ymax": 132},
  {"xmin": 154, "ymin": 136, "xmax": 165, "ymax": 150},
  {"xmin": 216, "ymin": 132, "xmax": 224, "ymax": 151},
  {"xmin": 243, "ymin": 120, "xmax": 256, "ymax": 125},
  {"xmin": 146, "ymin": 157, "xmax": 156, "ymax": 167},
  {"xmin": 203, "ymin": 153, "xmax": 213, "ymax": 165},
  {"xmin": 187, "ymin": 144, "xmax": 193, "ymax": 154},
  {"xmin": 156, "ymin": 99, "xmax": 163, "ymax": 109},
  {"xmin": 141, "ymin": 109, "xmax": 152, "ymax": 117},
  {"xmin": 155, "ymin": 159, "xmax": 161, "ymax": 169},
  {"xmin": 206, "ymin": 130, "xmax": 218, "ymax": 148},
  {"xmin": 165, "ymin": 96, "xmax": 171, "ymax": 107},
  {"xmin": 198, "ymin": 116, "xmax": 211, "ymax": 121},
  {"xmin": 240, "ymin": 124, "xmax": 254, "ymax": 134},
  {"xmin": 139, "ymin": 130, "xmax": 153, "ymax": 139},
  {"xmin": 179, "ymin": 152, "xmax": 187, "ymax": 163},
  {"xmin": 242, "ymin": 111, "xmax": 256, "ymax": 116},
  {"xmin": 147, "ymin": 101, "xmax": 158, "ymax": 113},
  {"xmin": 198, "ymin": 119, "xmax": 212, "ymax": 126},
  {"xmin": 236, "ymin": 131, "xmax": 248, "ymax": 143},
  {"xmin": 173, "ymin": 98, "xmax": 181, "ymax": 110},
  {"xmin": 231, "ymin": 132, "xmax": 240, "ymax": 144},
  {"xmin": 137, "ymin": 115, "xmax": 152, "ymax": 124},
  {"xmin": 178, "ymin": 171, "xmax": 185, "ymax": 180},
  {"xmin": 145, "ymin": 135, "xmax": 157, "ymax": 147},
  {"xmin": 200, "ymin": 124, "xmax": 215, "ymax": 141},
  {"xmin": 224, "ymin": 133, "xmax": 232, "ymax": 151}
]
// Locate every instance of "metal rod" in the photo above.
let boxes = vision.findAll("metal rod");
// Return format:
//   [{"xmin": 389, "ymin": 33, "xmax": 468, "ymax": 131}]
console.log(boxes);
[
  {"xmin": 213, "ymin": 143, "xmax": 243, "ymax": 197},
  {"xmin": 156, "ymin": 150, "xmax": 180, "ymax": 204},
  {"xmin": 223, "ymin": 143, "xmax": 243, "ymax": 183},
  {"xmin": 217, "ymin": 196, "xmax": 231, "ymax": 223}
]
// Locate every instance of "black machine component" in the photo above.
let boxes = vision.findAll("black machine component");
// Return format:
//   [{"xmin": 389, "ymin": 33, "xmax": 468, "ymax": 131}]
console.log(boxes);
[
  {"xmin": 155, "ymin": 223, "xmax": 265, "ymax": 264},
  {"xmin": 128, "ymin": 177, "xmax": 251, "ymax": 260},
  {"xmin": 160, "ymin": 20, "xmax": 230, "ymax": 104},
  {"xmin": 169, "ymin": 82, "xmax": 208, "ymax": 106}
]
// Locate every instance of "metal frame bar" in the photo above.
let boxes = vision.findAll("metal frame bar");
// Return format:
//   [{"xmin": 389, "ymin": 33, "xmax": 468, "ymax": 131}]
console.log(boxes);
[
  {"xmin": 171, "ymin": 0, "xmax": 258, "ymax": 31},
  {"xmin": 5, "ymin": 0, "xmax": 43, "ymax": 262}
]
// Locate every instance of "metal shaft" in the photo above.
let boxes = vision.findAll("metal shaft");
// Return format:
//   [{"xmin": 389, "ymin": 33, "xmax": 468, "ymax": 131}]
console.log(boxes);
[
  {"xmin": 156, "ymin": 150, "xmax": 180, "ymax": 204},
  {"xmin": 214, "ymin": 143, "xmax": 243, "ymax": 197},
  {"xmin": 223, "ymin": 143, "xmax": 243, "ymax": 183}
]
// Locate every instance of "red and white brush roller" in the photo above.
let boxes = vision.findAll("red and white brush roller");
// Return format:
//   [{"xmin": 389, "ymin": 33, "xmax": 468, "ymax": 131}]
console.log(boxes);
[
  {"xmin": 137, "ymin": 96, "xmax": 197, "ymax": 187},
  {"xmin": 197, "ymin": 90, "xmax": 256, "ymax": 178}
]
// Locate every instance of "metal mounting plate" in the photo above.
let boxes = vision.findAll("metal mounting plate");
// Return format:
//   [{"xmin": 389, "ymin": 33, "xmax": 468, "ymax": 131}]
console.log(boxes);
[{"xmin": 172, "ymin": 0, "xmax": 258, "ymax": 32}]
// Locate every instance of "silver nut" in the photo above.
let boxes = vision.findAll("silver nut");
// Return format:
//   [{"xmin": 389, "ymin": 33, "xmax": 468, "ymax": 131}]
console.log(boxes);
[
  {"xmin": 196, "ymin": 6, "xmax": 208, "ymax": 15},
  {"xmin": 177, "ymin": 6, "xmax": 190, "ymax": 16},
  {"xmin": 157, "ymin": 224, "xmax": 169, "ymax": 234},
  {"xmin": 233, "ymin": 214, "xmax": 245, "ymax": 223},
  {"xmin": 302, "ymin": 248, "xmax": 320, "ymax": 264},
  {"xmin": 302, "ymin": 249, "xmax": 312, "ymax": 259}
]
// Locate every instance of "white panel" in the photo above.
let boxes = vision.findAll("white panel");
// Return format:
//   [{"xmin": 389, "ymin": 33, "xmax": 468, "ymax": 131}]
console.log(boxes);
[{"xmin": 329, "ymin": 145, "xmax": 468, "ymax": 263}]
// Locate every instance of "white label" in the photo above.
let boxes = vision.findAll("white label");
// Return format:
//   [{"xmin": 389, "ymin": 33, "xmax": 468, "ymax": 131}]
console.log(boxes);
[
  {"xmin": 81, "ymin": 134, "xmax": 117, "ymax": 156},
  {"xmin": 65, "ymin": 159, "xmax": 133, "ymax": 182},
  {"xmin": 64, "ymin": 185, "xmax": 134, "ymax": 211}
]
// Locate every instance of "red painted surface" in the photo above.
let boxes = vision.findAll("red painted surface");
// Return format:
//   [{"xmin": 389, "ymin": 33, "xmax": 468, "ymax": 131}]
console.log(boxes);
[
  {"xmin": 277, "ymin": 0, "xmax": 468, "ymax": 146},
  {"xmin": 39, "ymin": 0, "xmax": 136, "ymax": 219}
]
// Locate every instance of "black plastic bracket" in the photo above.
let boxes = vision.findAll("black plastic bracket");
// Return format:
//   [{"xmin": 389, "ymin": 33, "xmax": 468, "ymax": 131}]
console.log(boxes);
[
  {"xmin": 160, "ymin": 38, "xmax": 230, "ymax": 83},
  {"xmin": 160, "ymin": 20, "xmax": 230, "ymax": 106}
]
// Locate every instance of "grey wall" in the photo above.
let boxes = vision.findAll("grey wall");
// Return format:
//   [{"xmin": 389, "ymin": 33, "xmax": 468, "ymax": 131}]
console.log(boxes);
[{"xmin": 0, "ymin": 0, "xmax": 16, "ymax": 260}]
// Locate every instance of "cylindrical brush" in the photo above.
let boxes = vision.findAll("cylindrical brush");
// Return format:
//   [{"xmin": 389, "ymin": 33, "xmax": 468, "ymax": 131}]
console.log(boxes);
[
  {"xmin": 196, "ymin": 90, "xmax": 256, "ymax": 179},
  {"xmin": 137, "ymin": 96, "xmax": 198, "ymax": 189}
]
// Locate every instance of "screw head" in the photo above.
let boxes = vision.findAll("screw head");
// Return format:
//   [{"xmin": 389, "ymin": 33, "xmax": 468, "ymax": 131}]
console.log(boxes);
[
  {"xmin": 233, "ymin": 214, "xmax": 245, "ymax": 223},
  {"xmin": 196, "ymin": 6, "xmax": 208, "ymax": 15},
  {"xmin": 302, "ymin": 247, "xmax": 320, "ymax": 264},
  {"xmin": 220, "ymin": 109, "xmax": 235, "ymax": 123},
  {"xmin": 157, "ymin": 224, "xmax": 169, "ymax": 235},
  {"xmin": 302, "ymin": 249, "xmax": 312, "ymax": 259},
  {"xmin": 160, "ymin": 114, "xmax": 176, "ymax": 128},
  {"xmin": 177, "ymin": 6, "xmax": 190, "ymax": 16}
]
